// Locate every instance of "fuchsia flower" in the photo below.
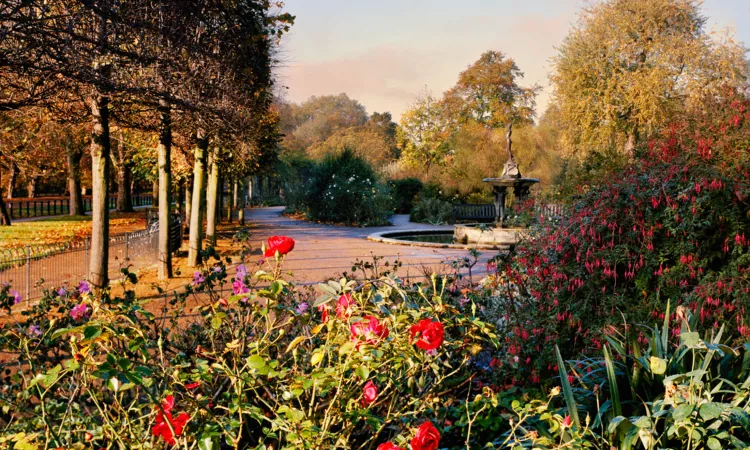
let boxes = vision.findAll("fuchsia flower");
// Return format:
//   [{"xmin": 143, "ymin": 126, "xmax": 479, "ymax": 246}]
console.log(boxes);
[
  {"xmin": 350, "ymin": 316, "xmax": 389, "ymax": 348},
  {"xmin": 10, "ymin": 290, "xmax": 21, "ymax": 304},
  {"xmin": 70, "ymin": 303, "xmax": 89, "ymax": 320},
  {"xmin": 191, "ymin": 271, "xmax": 205, "ymax": 286}
]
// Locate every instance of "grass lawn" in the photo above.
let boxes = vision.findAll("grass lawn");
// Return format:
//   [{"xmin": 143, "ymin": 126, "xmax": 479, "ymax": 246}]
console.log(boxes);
[{"xmin": 0, "ymin": 212, "xmax": 147, "ymax": 250}]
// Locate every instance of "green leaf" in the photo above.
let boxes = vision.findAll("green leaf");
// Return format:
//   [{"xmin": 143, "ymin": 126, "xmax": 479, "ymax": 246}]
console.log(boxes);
[
  {"xmin": 700, "ymin": 402, "xmax": 725, "ymax": 421},
  {"xmin": 680, "ymin": 331, "xmax": 700, "ymax": 348},
  {"xmin": 650, "ymin": 356, "xmax": 667, "ymax": 375},
  {"xmin": 247, "ymin": 355, "xmax": 266, "ymax": 369},
  {"xmin": 83, "ymin": 325, "xmax": 102, "ymax": 341},
  {"xmin": 707, "ymin": 437, "xmax": 722, "ymax": 450},
  {"xmin": 603, "ymin": 345, "xmax": 622, "ymax": 417},
  {"xmin": 555, "ymin": 345, "xmax": 580, "ymax": 429},
  {"xmin": 672, "ymin": 404, "xmax": 694, "ymax": 422},
  {"xmin": 197, "ymin": 435, "xmax": 218, "ymax": 450},
  {"xmin": 338, "ymin": 341, "xmax": 356, "ymax": 356},
  {"xmin": 355, "ymin": 365, "xmax": 369, "ymax": 380}
]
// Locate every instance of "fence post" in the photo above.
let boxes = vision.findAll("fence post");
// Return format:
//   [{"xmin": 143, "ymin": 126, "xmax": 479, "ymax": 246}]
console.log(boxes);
[
  {"xmin": 84, "ymin": 238, "xmax": 90, "ymax": 280},
  {"xmin": 125, "ymin": 232, "xmax": 129, "ymax": 261},
  {"xmin": 24, "ymin": 246, "xmax": 31, "ymax": 301}
]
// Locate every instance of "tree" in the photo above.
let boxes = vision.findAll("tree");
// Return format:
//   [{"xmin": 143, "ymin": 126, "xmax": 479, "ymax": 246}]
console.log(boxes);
[
  {"xmin": 442, "ymin": 50, "xmax": 539, "ymax": 129},
  {"xmin": 397, "ymin": 89, "xmax": 451, "ymax": 171},
  {"xmin": 307, "ymin": 127, "xmax": 395, "ymax": 168},
  {"xmin": 289, "ymin": 94, "xmax": 368, "ymax": 148},
  {"xmin": 551, "ymin": 0, "xmax": 749, "ymax": 159}
]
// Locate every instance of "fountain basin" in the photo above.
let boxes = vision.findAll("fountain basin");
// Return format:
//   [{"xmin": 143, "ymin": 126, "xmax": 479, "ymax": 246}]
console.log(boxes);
[
  {"xmin": 367, "ymin": 229, "xmax": 506, "ymax": 250},
  {"xmin": 453, "ymin": 223, "xmax": 526, "ymax": 247}
]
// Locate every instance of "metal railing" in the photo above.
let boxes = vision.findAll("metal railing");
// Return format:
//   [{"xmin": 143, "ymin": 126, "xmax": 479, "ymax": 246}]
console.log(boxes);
[
  {"xmin": 0, "ymin": 215, "xmax": 181, "ymax": 302},
  {"xmin": 2, "ymin": 194, "xmax": 153, "ymax": 219},
  {"xmin": 451, "ymin": 202, "xmax": 570, "ymax": 224}
]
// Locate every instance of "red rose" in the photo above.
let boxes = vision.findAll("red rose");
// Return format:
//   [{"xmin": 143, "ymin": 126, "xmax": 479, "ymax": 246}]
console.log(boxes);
[
  {"xmin": 350, "ymin": 315, "xmax": 389, "ymax": 348},
  {"xmin": 410, "ymin": 319, "xmax": 445, "ymax": 351},
  {"xmin": 336, "ymin": 293, "xmax": 354, "ymax": 319},
  {"xmin": 362, "ymin": 380, "xmax": 378, "ymax": 407},
  {"xmin": 377, "ymin": 443, "xmax": 404, "ymax": 450},
  {"xmin": 185, "ymin": 382, "xmax": 201, "ymax": 390},
  {"xmin": 264, "ymin": 235, "xmax": 295, "ymax": 257},
  {"xmin": 318, "ymin": 304, "xmax": 330, "ymax": 323},
  {"xmin": 411, "ymin": 421, "xmax": 440, "ymax": 450},
  {"xmin": 152, "ymin": 395, "xmax": 190, "ymax": 445}
]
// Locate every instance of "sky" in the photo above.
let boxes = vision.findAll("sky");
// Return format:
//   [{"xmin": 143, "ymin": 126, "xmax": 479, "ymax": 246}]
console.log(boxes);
[{"xmin": 274, "ymin": 0, "xmax": 750, "ymax": 121}]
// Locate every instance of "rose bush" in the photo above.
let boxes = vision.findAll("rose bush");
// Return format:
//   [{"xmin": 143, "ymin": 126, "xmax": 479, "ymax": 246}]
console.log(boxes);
[{"xmin": 0, "ymin": 246, "xmax": 503, "ymax": 448}]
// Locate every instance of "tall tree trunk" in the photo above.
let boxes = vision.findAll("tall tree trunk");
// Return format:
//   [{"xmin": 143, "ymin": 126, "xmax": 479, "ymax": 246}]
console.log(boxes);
[
  {"xmin": 6, "ymin": 162, "xmax": 16, "ymax": 199},
  {"xmin": 247, "ymin": 176, "xmax": 253, "ymax": 206},
  {"xmin": 187, "ymin": 131, "xmax": 208, "ymax": 267},
  {"xmin": 116, "ymin": 164, "xmax": 133, "ymax": 212},
  {"xmin": 625, "ymin": 127, "xmax": 638, "ymax": 160},
  {"xmin": 184, "ymin": 173, "xmax": 193, "ymax": 233},
  {"xmin": 205, "ymin": 149, "xmax": 219, "ymax": 247},
  {"xmin": 151, "ymin": 179, "xmax": 159, "ymax": 206},
  {"xmin": 66, "ymin": 142, "xmax": 85, "ymax": 216},
  {"xmin": 157, "ymin": 101, "xmax": 173, "ymax": 279},
  {"xmin": 232, "ymin": 178, "xmax": 239, "ymax": 209},
  {"xmin": 89, "ymin": 93, "xmax": 111, "ymax": 289},
  {"xmin": 114, "ymin": 132, "xmax": 134, "ymax": 212},
  {"xmin": 0, "ymin": 170, "xmax": 11, "ymax": 225},
  {"xmin": 27, "ymin": 176, "xmax": 37, "ymax": 198}
]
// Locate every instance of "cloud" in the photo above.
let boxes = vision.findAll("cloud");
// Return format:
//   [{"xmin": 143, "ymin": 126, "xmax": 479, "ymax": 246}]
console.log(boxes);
[{"xmin": 276, "ymin": 12, "xmax": 573, "ymax": 121}]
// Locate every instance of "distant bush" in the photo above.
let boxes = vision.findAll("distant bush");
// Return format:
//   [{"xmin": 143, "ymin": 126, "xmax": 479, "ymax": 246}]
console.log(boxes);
[
  {"xmin": 409, "ymin": 197, "xmax": 454, "ymax": 224},
  {"xmin": 390, "ymin": 177, "xmax": 423, "ymax": 213},
  {"xmin": 301, "ymin": 149, "xmax": 393, "ymax": 226}
]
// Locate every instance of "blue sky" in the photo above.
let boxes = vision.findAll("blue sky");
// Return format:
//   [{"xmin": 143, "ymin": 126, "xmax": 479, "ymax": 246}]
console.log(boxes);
[{"xmin": 275, "ymin": 0, "xmax": 750, "ymax": 120}]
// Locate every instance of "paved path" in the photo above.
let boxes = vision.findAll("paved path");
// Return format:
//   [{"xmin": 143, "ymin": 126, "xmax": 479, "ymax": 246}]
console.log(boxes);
[{"xmin": 241, "ymin": 207, "xmax": 494, "ymax": 285}]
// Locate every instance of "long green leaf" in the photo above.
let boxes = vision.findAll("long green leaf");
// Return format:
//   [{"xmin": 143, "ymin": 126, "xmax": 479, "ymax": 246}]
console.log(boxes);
[
  {"xmin": 603, "ymin": 344, "xmax": 623, "ymax": 417},
  {"xmin": 555, "ymin": 345, "xmax": 580, "ymax": 428},
  {"xmin": 660, "ymin": 299, "xmax": 671, "ymax": 359}
]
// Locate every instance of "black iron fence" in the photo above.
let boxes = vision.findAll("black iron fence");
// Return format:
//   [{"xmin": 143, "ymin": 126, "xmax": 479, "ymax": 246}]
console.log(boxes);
[
  {"xmin": 0, "ymin": 215, "xmax": 181, "ymax": 303},
  {"xmin": 451, "ymin": 202, "xmax": 569, "ymax": 223},
  {"xmin": 3, "ymin": 194, "xmax": 153, "ymax": 219}
]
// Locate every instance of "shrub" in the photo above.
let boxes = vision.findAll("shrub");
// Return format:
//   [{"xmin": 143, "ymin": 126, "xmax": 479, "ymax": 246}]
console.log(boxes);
[
  {"xmin": 0, "ymin": 250, "xmax": 501, "ymax": 448},
  {"xmin": 409, "ymin": 197, "xmax": 454, "ymax": 224},
  {"xmin": 302, "ymin": 148, "xmax": 393, "ymax": 226},
  {"xmin": 501, "ymin": 304, "xmax": 750, "ymax": 449},
  {"xmin": 390, "ymin": 177, "xmax": 423, "ymax": 213},
  {"xmin": 480, "ymin": 105, "xmax": 750, "ymax": 385}
]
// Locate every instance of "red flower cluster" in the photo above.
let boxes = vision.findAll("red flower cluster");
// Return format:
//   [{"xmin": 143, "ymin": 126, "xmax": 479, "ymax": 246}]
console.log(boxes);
[
  {"xmin": 152, "ymin": 395, "xmax": 189, "ymax": 445},
  {"xmin": 350, "ymin": 316, "xmax": 389, "ymax": 348},
  {"xmin": 264, "ymin": 235, "xmax": 295, "ymax": 257},
  {"xmin": 410, "ymin": 319, "xmax": 444, "ymax": 351},
  {"xmin": 377, "ymin": 421, "xmax": 440, "ymax": 450}
]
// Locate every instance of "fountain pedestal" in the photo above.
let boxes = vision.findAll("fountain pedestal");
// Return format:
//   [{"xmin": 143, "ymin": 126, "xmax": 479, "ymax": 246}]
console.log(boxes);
[{"xmin": 452, "ymin": 123, "xmax": 540, "ymax": 247}]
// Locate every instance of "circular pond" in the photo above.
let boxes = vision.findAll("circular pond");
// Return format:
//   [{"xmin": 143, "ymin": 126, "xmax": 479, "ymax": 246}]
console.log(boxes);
[{"xmin": 367, "ymin": 229, "xmax": 508, "ymax": 250}]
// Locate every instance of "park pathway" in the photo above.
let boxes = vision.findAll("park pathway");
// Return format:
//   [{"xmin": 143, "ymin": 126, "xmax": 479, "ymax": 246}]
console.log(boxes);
[{"xmin": 240, "ymin": 207, "xmax": 494, "ymax": 286}]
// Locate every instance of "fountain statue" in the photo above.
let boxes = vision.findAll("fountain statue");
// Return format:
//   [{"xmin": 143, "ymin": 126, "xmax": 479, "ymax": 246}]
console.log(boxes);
[{"xmin": 482, "ymin": 123, "xmax": 539, "ymax": 226}]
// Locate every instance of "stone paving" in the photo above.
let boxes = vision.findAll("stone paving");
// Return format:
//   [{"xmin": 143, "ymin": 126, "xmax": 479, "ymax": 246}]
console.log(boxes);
[{"xmin": 241, "ymin": 207, "xmax": 495, "ymax": 285}]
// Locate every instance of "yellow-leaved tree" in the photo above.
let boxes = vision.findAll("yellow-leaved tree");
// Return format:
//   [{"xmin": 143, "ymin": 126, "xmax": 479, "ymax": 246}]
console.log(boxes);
[{"xmin": 551, "ymin": 0, "xmax": 748, "ymax": 159}]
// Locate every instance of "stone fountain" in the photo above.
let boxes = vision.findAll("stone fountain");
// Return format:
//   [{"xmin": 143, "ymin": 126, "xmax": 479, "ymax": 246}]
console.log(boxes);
[{"xmin": 453, "ymin": 123, "xmax": 539, "ymax": 247}]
